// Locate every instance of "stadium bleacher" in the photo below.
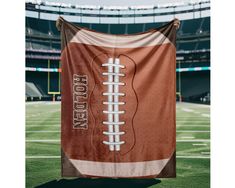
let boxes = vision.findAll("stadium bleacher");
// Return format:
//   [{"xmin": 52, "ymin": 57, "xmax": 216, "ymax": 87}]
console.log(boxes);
[
  {"xmin": 26, "ymin": 17, "xmax": 210, "ymax": 52},
  {"xmin": 196, "ymin": 39, "xmax": 210, "ymax": 50},
  {"xmin": 26, "ymin": 82, "xmax": 43, "ymax": 97},
  {"xmin": 181, "ymin": 18, "xmax": 202, "ymax": 35},
  {"xmin": 178, "ymin": 41, "xmax": 197, "ymax": 51},
  {"xmin": 31, "ymin": 40, "xmax": 51, "ymax": 50},
  {"xmin": 26, "ymin": 15, "xmax": 210, "ymax": 104}
]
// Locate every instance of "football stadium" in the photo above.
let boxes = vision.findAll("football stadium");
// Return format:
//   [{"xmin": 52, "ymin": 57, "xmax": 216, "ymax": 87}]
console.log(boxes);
[{"xmin": 25, "ymin": 0, "xmax": 210, "ymax": 187}]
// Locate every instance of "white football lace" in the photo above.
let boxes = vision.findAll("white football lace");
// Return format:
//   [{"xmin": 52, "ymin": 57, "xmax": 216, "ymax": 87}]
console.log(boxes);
[{"xmin": 101, "ymin": 58, "xmax": 125, "ymax": 151}]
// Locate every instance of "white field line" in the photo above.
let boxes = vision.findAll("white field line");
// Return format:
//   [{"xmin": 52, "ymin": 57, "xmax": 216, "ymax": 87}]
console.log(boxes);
[
  {"xmin": 176, "ymin": 125, "xmax": 210, "ymax": 127},
  {"xmin": 176, "ymin": 121, "xmax": 210, "ymax": 124},
  {"xmin": 177, "ymin": 124, "xmax": 210, "ymax": 127},
  {"xmin": 176, "ymin": 120, "xmax": 210, "ymax": 122},
  {"xmin": 26, "ymin": 110, "xmax": 60, "ymax": 116},
  {"xmin": 177, "ymin": 130, "xmax": 210, "ymax": 133},
  {"xmin": 26, "ymin": 110, "xmax": 60, "ymax": 114},
  {"xmin": 26, "ymin": 131, "xmax": 60, "ymax": 133},
  {"xmin": 26, "ymin": 125, "xmax": 60, "ymax": 127},
  {"xmin": 26, "ymin": 101, "xmax": 61, "ymax": 105},
  {"xmin": 26, "ymin": 117, "xmax": 60, "ymax": 118},
  {"xmin": 176, "ymin": 155, "xmax": 210, "ymax": 159},
  {"xmin": 26, "ymin": 156, "xmax": 61, "ymax": 159},
  {"xmin": 180, "ymin": 136, "xmax": 195, "ymax": 139},
  {"xmin": 26, "ymin": 155, "xmax": 210, "ymax": 159},
  {"xmin": 26, "ymin": 121, "xmax": 60, "ymax": 122},
  {"xmin": 26, "ymin": 119, "xmax": 59, "ymax": 121},
  {"xmin": 177, "ymin": 102, "xmax": 210, "ymax": 108},
  {"xmin": 26, "ymin": 140, "xmax": 60, "ymax": 142},
  {"xmin": 192, "ymin": 143, "xmax": 208, "ymax": 146},
  {"xmin": 201, "ymin": 152, "xmax": 210, "ymax": 155},
  {"xmin": 26, "ymin": 120, "xmax": 59, "ymax": 122},
  {"xmin": 177, "ymin": 116, "xmax": 207, "ymax": 117},
  {"xmin": 176, "ymin": 139, "xmax": 210, "ymax": 142},
  {"xmin": 201, "ymin": 114, "xmax": 210, "ymax": 117},
  {"xmin": 182, "ymin": 108, "xmax": 194, "ymax": 112}
]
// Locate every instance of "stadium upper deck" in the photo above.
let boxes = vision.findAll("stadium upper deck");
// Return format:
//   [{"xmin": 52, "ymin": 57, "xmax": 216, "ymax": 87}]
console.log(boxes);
[{"xmin": 26, "ymin": 0, "xmax": 210, "ymax": 23}]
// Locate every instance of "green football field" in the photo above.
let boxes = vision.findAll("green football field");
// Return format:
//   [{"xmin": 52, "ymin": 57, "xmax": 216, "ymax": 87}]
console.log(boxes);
[{"xmin": 26, "ymin": 102, "xmax": 210, "ymax": 188}]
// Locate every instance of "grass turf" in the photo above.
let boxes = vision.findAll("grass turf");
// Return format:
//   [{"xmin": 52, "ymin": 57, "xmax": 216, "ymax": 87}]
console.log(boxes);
[{"xmin": 26, "ymin": 102, "xmax": 210, "ymax": 188}]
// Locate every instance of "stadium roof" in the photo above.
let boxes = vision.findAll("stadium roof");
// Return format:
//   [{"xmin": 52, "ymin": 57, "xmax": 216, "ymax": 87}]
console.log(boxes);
[{"xmin": 29, "ymin": 0, "xmax": 210, "ymax": 7}]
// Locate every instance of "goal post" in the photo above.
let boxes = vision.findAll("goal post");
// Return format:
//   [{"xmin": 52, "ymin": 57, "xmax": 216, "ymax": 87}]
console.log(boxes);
[
  {"xmin": 47, "ymin": 59, "xmax": 61, "ymax": 101},
  {"xmin": 176, "ymin": 92, "xmax": 182, "ymax": 102}
]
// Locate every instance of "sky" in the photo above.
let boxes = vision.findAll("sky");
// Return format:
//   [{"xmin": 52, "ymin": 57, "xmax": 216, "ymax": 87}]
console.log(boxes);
[{"xmin": 42, "ymin": 0, "xmax": 193, "ymax": 6}]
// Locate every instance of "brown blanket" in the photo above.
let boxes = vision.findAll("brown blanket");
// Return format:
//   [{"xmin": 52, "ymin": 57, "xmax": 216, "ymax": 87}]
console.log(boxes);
[{"xmin": 59, "ymin": 17, "xmax": 177, "ymax": 178}]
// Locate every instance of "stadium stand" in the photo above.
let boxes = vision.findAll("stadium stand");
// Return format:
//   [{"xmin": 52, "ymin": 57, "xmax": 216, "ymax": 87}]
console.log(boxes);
[
  {"xmin": 25, "ymin": 17, "xmax": 210, "ymax": 52},
  {"xmin": 196, "ymin": 40, "xmax": 210, "ymax": 50},
  {"xmin": 25, "ymin": 4, "xmax": 210, "ymax": 104},
  {"xmin": 181, "ymin": 18, "xmax": 202, "ymax": 35},
  {"xmin": 26, "ymin": 82, "xmax": 42, "ymax": 97}
]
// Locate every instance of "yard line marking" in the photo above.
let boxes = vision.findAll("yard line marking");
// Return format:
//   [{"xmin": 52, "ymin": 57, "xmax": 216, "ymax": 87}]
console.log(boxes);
[
  {"xmin": 201, "ymin": 113, "xmax": 210, "ymax": 118},
  {"xmin": 177, "ymin": 131, "xmax": 210, "ymax": 133},
  {"xmin": 176, "ymin": 120, "xmax": 210, "ymax": 122},
  {"xmin": 192, "ymin": 143, "xmax": 208, "ymax": 146},
  {"xmin": 176, "ymin": 155, "xmax": 210, "ymax": 159},
  {"xmin": 26, "ymin": 120, "xmax": 60, "ymax": 121},
  {"xmin": 177, "ymin": 124, "xmax": 210, "ymax": 127},
  {"xmin": 182, "ymin": 108, "xmax": 194, "ymax": 112},
  {"xmin": 26, "ymin": 140, "xmax": 60, "ymax": 142},
  {"xmin": 25, "ymin": 155, "xmax": 210, "ymax": 159},
  {"xmin": 26, "ymin": 119, "xmax": 60, "ymax": 121},
  {"xmin": 26, "ymin": 118, "xmax": 60, "ymax": 120},
  {"xmin": 26, "ymin": 131, "xmax": 60, "ymax": 133},
  {"xmin": 176, "ymin": 116, "xmax": 207, "ymax": 117},
  {"xmin": 26, "ymin": 125, "xmax": 60, "ymax": 127},
  {"xmin": 26, "ymin": 101, "xmax": 60, "ymax": 105},
  {"xmin": 201, "ymin": 152, "xmax": 210, "ymax": 155},
  {"xmin": 201, "ymin": 151, "xmax": 211, "ymax": 155},
  {"xmin": 176, "ymin": 139, "xmax": 210, "ymax": 142},
  {"xmin": 177, "ymin": 122, "xmax": 210, "ymax": 123},
  {"xmin": 180, "ymin": 136, "xmax": 195, "ymax": 139},
  {"xmin": 26, "ymin": 121, "xmax": 60, "ymax": 122},
  {"xmin": 26, "ymin": 156, "xmax": 61, "ymax": 159}
]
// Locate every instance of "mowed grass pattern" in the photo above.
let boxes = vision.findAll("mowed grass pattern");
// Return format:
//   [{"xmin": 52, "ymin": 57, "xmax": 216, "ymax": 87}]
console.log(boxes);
[{"xmin": 26, "ymin": 102, "xmax": 210, "ymax": 188}]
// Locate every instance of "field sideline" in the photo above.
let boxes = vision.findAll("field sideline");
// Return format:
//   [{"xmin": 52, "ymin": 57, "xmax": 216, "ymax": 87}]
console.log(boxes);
[{"xmin": 26, "ymin": 102, "xmax": 210, "ymax": 188}]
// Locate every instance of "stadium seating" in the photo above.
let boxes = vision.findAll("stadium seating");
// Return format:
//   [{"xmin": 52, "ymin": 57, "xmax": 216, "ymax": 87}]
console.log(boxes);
[
  {"xmin": 28, "ymin": 19, "xmax": 48, "ymax": 36},
  {"xmin": 178, "ymin": 41, "xmax": 197, "ymax": 51},
  {"xmin": 26, "ymin": 17, "xmax": 210, "ymax": 52},
  {"xmin": 31, "ymin": 40, "xmax": 51, "ymax": 50},
  {"xmin": 25, "ymin": 16, "xmax": 210, "ymax": 100},
  {"xmin": 90, "ymin": 23, "xmax": 109, "ymax": 33},
  {"xmin": 51, "ymin": 42, "xmax": 60, "ymax": 50},
  {"xmin": 196, "ymin": 40, "xmax": 210, "ymax": 50},
  {"xmin": 110, "ymin": 24, "xmax": 127, "ymax": 34},
  {"xmin": 144, "ymin": 22, "xmax": 164, "ymax": 31},
  {"xmin": 26, "ymin": 41, "xmax": 31, "ymax": 49},
  {"xmin": 50, "ymin": 20, "xmax": 60, "ymax": 36},
  {"xmin": 26, "ymin": 82, "xmax": 43, "ymax": 97},
  {"xmin": 181, "ymin": 18, "xmax": 202, "ymax": 35},
  {"xmin": 127, "ymin": 23, "xmax": 145, "ymax": 34},
  {"xmin": 201, "ymin": 17, "xmax": 210, "ymax": 33}
]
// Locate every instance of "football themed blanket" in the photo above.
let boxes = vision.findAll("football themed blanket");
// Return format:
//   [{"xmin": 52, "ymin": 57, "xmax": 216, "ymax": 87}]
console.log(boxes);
[{"xmin": 58, "ymin": 17, "xmax": 177, "ymax": 178}]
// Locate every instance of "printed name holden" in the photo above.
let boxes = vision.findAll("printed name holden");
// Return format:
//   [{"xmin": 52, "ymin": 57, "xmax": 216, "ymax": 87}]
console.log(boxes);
[{"xmin": 73, "ymin": 74, "xmax": 88, "ymax": 129}]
